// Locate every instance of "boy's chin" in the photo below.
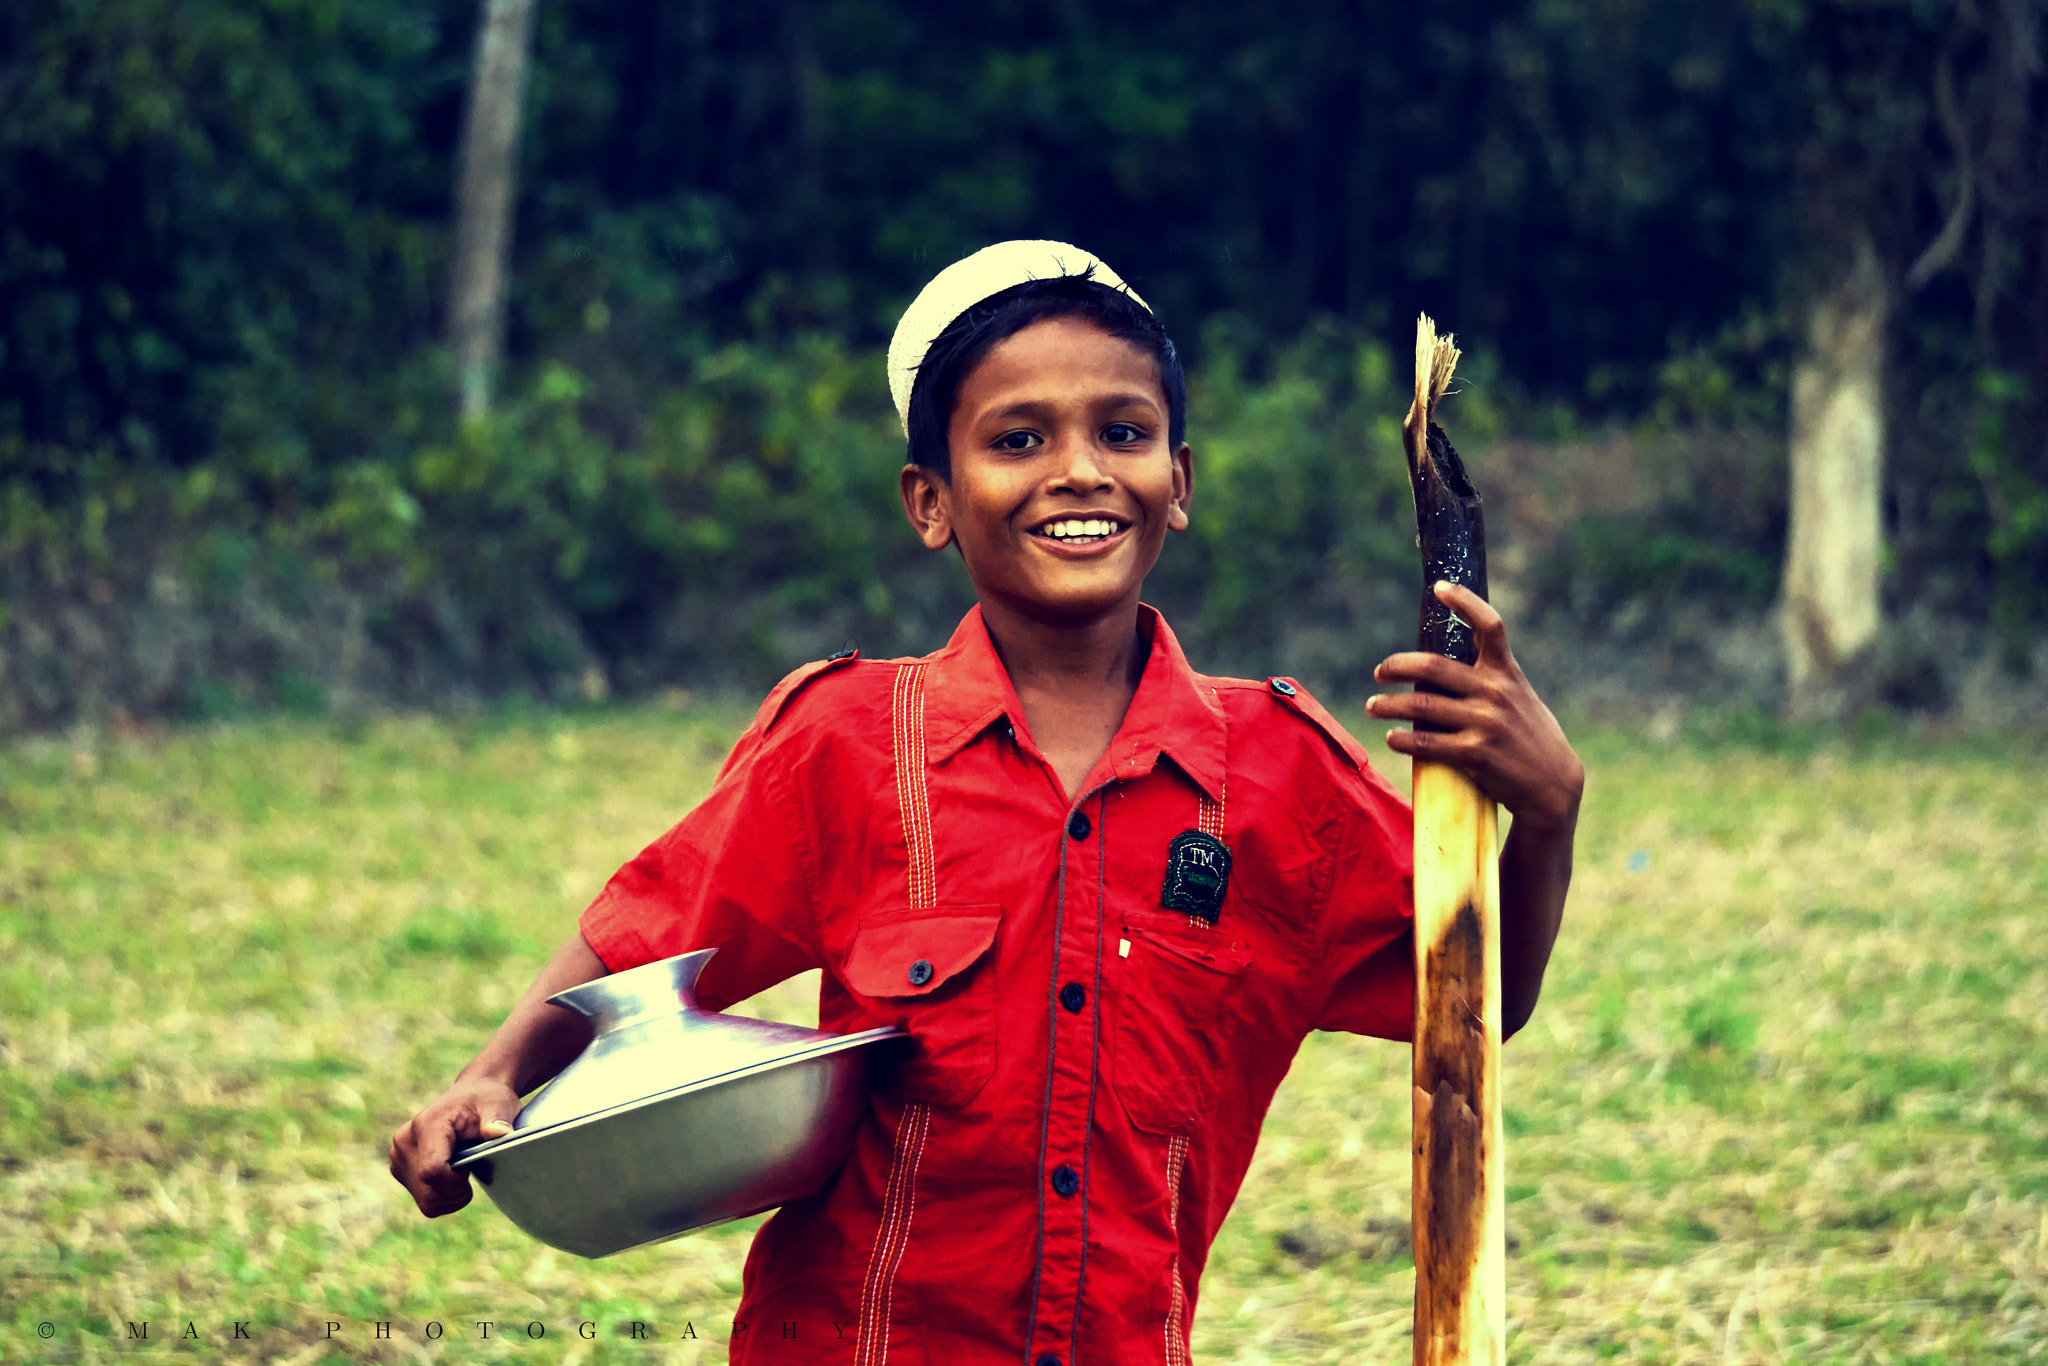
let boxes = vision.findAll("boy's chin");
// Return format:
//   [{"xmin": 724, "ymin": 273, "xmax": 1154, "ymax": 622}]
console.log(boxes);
[
  {"xmin": 959, "ymin": 540, "xmax": 1164, "ymax": 624},
  {"xmin": 980, "ymin": 571, "xmax": 1151, "ymax": 625}
]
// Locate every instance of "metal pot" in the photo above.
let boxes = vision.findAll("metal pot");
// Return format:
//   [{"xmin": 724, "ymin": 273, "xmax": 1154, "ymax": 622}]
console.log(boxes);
[{"xmin": 451, "ymin": 948, "xmax": 900, "ymax": 1258}]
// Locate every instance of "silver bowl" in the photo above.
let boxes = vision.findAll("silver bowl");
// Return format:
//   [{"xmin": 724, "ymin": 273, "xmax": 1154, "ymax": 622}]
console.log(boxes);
[{"xmin": 451, "ymin": 948, "xmax": 900, "ymax": 1258}]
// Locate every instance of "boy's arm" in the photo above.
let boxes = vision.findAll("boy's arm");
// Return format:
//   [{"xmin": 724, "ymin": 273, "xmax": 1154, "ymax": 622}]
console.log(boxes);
[
  {"xmin": 388, "ymin": 930, "xmax": 607, "ymax": 1217},
  {"xmin": 1364, "ymin": 580, "xmax": 1583, "ymax": 1037},
  {"xmin": 1493, "ymin": 796, "xmax": 1575, "ymax": 1037}
]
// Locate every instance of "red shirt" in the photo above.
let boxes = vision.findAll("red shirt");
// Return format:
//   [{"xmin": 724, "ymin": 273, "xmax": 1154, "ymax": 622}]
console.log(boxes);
[{"xmin": 580, "ymin": 605, "xmax": 1415, "ymax": 1366}]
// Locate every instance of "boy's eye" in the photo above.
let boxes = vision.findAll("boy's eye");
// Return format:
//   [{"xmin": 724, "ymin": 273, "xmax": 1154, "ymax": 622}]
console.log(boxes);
[
  {"xmin": 1102, "ymin": 423, "xmax": 1144, "ymax": 444},
  {"xmin": 994, "ymin": 430, "xmax": 1041, "ymax": 451}
]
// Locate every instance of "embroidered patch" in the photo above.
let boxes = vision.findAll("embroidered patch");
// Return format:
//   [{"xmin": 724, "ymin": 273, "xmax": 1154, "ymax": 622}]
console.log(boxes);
[{"xmin": 1161, "ymin": 830, "xmax": 1232, "ymax": 926}]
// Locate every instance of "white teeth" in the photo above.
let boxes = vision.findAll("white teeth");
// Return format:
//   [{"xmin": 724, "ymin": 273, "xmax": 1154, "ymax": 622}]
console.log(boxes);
[{"xmin": 1040, "ymin": 519, "xmax": 1121, "ymax": 540}]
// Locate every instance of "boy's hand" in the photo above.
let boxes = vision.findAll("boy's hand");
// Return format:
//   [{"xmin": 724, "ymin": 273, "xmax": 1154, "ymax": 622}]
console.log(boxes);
[
  {"xmin": 1365, "ymin": 581, "xmax": 1584, "ymax": 832},
  {"xmin": 387, "ymin": 930, "xmax": 605, "ymax": 1218},
  {"xmin": 388, "ymin": 1078, "xmax": 524, "ymax": 1217}
]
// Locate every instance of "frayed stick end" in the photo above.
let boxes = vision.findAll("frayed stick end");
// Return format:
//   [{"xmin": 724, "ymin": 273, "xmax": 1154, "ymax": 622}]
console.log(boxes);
[
  {"xmin": 1404, "ymin": 312, "xmax": 1462, "ymax": 468},
  {"xmin": 1414, "ymin": 312, "xmax": 1461, "ymax": 414}
]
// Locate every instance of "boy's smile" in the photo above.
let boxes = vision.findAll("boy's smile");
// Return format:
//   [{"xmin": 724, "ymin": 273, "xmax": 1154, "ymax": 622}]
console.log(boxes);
[{"xmin": 900, "ymin": 314, "xmax": 1192, "ymax": 627}]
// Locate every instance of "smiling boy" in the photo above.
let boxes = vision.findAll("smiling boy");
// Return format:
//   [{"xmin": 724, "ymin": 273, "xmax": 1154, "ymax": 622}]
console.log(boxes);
[{"xmin": 390, "ymin": 241, "xmax": 1582, "ymax": 1366}]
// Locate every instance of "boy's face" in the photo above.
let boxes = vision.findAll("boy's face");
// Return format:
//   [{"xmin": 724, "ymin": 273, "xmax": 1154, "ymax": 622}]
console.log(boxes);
[{"xmin": 899, "ymin": 315, "xmax": 1192, "ymax": 626}]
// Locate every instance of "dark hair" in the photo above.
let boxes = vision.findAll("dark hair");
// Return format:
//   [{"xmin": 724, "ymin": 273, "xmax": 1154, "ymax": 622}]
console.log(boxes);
[{"xmin": 905, "ymin": 270, "xmax": 1186, "ymax": 479}]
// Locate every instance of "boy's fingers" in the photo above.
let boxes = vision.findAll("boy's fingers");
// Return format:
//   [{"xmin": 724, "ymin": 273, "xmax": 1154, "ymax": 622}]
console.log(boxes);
[
  {"xmin": 1433, "ymin": 580, "xmax": 1512, "ymax": 663},
  {"xmin": 1432, "ymin": 579, "xmax": 1498, "ymax": 624},
  {"xmin": 420, "ymin": 1162, "xmax": 476, "ymax": 1215},
  {"xmin": 476, "ymin": 1092, "xmax": 521, "ymax": 1141},
  {"xmin": 1382, "ymin": 723, "xmax": 1481, "ymax": 766},
  {"xmin": 389, "ymin": 1125, "xmax": 434, "ymax": 1211},
  {"xmin": 1386, "ymin": 724, "xmax": 1506, "ymax": 793},
  {"xmin": 1364, "ymin": 689, "xmax": 1480, "ymax": 731},
  {"xmin": 1372, "ymin": 652, "xmax": 1480, "ymax": 694},
  {"xmin": 389, "ymin": 1109, "xmax": 491, "ymax": 1217},
  {"xmin": 397, "ymin": 1148, "xmax": 474, "ymax": 1217},
  {"xmin": 419, "ymin": 1103, "xmax": 522, "ymax": 1212}
]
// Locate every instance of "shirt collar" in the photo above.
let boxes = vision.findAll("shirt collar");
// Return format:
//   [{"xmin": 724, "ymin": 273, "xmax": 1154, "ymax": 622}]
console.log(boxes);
[{"xmin": 921, "ymin": 603, "xmax": 1227, "ymax": 803}]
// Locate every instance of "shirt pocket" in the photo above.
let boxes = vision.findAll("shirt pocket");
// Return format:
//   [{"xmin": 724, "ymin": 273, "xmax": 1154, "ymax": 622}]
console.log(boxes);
[
  {"xmin": 1111, "ymin": 913, "xmax": 1255, "ymax": 1135},
  {"xmin": 841, "ymin": 903, "xmax": 1003, "ymax": 1108}
]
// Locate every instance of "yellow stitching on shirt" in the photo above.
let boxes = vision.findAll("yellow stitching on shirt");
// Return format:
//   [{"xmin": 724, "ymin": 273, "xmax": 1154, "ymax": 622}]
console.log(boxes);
[
  {"xmin": 1189, "ymin": 782, "xmax": 1227, "ymax": 925},
  {"xmin": 856, "ymin": 1101, "xmax": 932, "ymax": 1366},
  {"xmin": 1163, "ymin": 1133, "xmax": 1191, "ymax": 1366},
  {"xmin": 891, "ymin": 664, "xmax": 936, "ymax": 910}
]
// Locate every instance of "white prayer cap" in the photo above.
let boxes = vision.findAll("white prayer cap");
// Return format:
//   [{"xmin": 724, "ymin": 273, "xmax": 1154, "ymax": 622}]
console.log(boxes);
[{"xmin": 887, "ymin": 240, "xmax": 1150, "ymax": 434}]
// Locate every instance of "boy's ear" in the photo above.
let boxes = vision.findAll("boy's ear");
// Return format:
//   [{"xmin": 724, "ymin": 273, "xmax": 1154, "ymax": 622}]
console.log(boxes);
[
  {"xmin": 1167, "ymin": 442, "xmax": 1193, "ymax": 533},
  {"xmin": 900, "ymin": 463, "xmax": 954, "ymax": 550}
]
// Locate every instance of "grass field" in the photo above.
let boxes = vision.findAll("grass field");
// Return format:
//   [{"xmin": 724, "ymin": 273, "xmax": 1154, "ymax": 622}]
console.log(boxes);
[{"xmin": 2, "ymin": 704, "xmax": 2043, "ymax": 1364}]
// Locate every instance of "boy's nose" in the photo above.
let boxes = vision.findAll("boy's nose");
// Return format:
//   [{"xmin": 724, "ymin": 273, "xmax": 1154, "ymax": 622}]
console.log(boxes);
[{"xmin": 1047, "ymin": 433, "xmax": 1113, "ymax": 490}]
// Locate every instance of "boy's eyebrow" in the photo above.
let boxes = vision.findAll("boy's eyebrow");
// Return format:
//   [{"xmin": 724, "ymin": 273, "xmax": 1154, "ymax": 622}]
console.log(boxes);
[{"xmin": 979, "ymin": 392, "xmax": 1164, "ymax": 422}]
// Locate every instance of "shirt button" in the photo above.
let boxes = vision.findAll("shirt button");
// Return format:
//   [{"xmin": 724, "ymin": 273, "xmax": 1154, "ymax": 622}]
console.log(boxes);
[
  {"xmin": 1268, "ymin": 676, "xmax": 1298, "ymax": 697},
  {"xmin": 1067, "ymin": 810, "xmax": 1091, "ymax": 841},
  {"xmin": 1059, "ymin": 981, "xmax": 1086, "ymax": 1013},
  {"xmin": 1050, "ymin": 1163, "xmax": 1080, "ymax": 1197},
  {"xmin": 906, "ymin": 958, "xmax": 934, "ymax": 987}
]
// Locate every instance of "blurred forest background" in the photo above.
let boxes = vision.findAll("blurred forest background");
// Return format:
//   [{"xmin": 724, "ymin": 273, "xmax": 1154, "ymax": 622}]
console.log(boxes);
[{"xmin": 2, "ymin": 0, "xmax": 2045, "ymax": 730}]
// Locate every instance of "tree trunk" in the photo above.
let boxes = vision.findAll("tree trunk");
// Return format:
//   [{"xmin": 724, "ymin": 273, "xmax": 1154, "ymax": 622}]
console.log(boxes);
[
  {"xmin": 1782, "ymin": 238, "xmax": 1888, "ymax": 712},
  {"xmin": 449, "ymin": 0, "xmax": 539, "ymax": 422}
]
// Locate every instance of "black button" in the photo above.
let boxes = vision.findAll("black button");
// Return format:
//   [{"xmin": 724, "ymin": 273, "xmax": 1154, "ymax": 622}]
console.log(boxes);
[
  {"xmin": 1268, "ymin": 677, "xmax": 1297, "ymax": 697},
  {"xmin": 1050, "ymin": 1163, "xmax": 1080, "ymax": 1197},
  {"xmin": 1067, "ymin": 810, "xmax": 1091, "ymax": 841},
  {"xmin": 827, "ymin": 647, "xmax": 856, "ymax": 662},
  {"xmin": 906, "ymin": 958, "xmax": 934, "ymax": 987},
  {"xmin": 1036, "ymin": 1357, "xmax": 1061, "ymax": 1366},
  {"xmin": 1059, "ymin": 982, "xmax": 1086, "ymax": 1013}
]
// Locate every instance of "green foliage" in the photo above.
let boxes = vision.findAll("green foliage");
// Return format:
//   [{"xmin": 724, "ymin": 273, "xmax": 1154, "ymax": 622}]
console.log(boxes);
[
  {"xmin": 388, "ymin": 337, "xmax": 965, "ymax": 686},
  {"xmin": 1511, "ymin": 423, "xmax": 1790, "ymax": 654},
  {"xmin": 1149, "ymin": 317, "xmax": 1427, "ymax": 682},
  {"xmin": 1966, "ymin": 370, "xmax": 2048, "ymax": 646},
  {"xmin": 0, "ymin": 0, "xmax": 467, "ymax": 477},
  {"xmin": 1, "ymin": 0, "xmax": 2044, "ymax": 722},
  {"xmin": 3, "ymin": 306, "xmax": 1448, "ymax": 719}
]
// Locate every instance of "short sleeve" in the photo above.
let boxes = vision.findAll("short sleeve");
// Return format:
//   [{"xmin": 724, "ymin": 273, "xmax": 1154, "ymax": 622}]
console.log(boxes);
[
  {"xmin": 1307, "ymin": 789, "xmax": 1416, "ymax": 1040},
  {"xmin": 578, "ymin": 725, "xmax": 822, "ymax": 1012}
]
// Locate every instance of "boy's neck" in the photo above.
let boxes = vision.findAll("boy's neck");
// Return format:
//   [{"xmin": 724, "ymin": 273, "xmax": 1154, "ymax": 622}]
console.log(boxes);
[{"xmin": 978, "ymin": 596, "xmax": 1150, "ymax": 804}]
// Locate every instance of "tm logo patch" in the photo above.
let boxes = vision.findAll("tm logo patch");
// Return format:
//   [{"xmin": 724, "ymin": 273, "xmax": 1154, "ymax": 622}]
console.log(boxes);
[{"xmin": 1161, "ymin": 830, "xmax": 1232, "ymax": 926}]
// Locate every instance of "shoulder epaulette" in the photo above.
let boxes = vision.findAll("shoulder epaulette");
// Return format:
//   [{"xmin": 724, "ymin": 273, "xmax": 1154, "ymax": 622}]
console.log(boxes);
[
  {"xmin": 1262, "ymin": 675, "xmax": 1375, "ymax": 776},
  {"xmin": 753, "ymin": 648, "xmax": 861, "ymax": 735}
]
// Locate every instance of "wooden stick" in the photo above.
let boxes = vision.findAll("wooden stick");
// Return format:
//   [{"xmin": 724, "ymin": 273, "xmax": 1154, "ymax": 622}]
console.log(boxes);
[{"xmin": 1403, "ymin": 314, "xmax": 1506, "ymax": 1366}]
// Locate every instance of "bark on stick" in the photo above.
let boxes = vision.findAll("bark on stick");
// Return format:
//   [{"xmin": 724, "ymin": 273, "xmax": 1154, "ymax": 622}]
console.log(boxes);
[{"xmin": 1403, "ymin": 314, "xmax": 1506, "ymax": 1366}]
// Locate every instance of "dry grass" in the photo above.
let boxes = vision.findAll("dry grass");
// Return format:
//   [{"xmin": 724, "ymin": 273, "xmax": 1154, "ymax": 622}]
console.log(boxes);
[{"xmin": 2, "ymin": 709, "xmax": 2042, "ymax": 1363}]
